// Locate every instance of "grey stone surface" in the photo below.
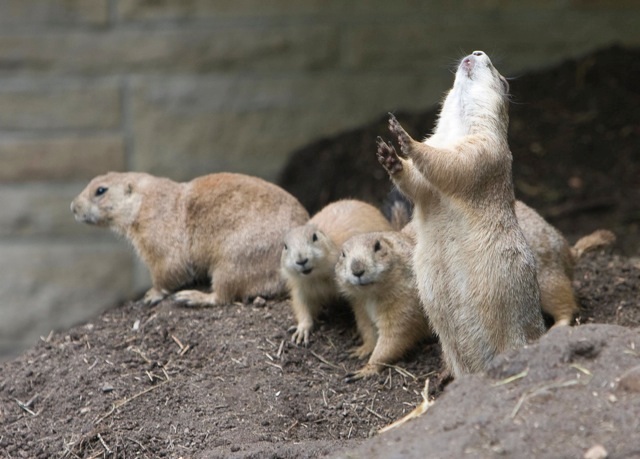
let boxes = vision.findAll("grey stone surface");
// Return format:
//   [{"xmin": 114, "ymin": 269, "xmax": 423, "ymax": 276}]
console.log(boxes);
[
  {"xmin": 0, "ymin": 79, "xmax": 121, "ymax": 130},
  {"xmin": 0, "ymin": 26, "xmax": 339, "ymax": 75},
  {"xmin": 130, "ymin": 72, "xmax": 452, "ymax": 181},
  {"xmin": 0, "ymin": 135, "xmax": 125, "ymax": 182},
  {"xmin": 0, "ymin": 242, "xmax": 136, "ymax": 359},
  {"xmin": 0, "ymin": 0, "xmax": 109, "ymax": 25}
]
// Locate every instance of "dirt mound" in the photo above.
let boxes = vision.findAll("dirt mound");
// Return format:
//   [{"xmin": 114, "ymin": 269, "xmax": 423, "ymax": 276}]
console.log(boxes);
[
  {"xmin": 0, "ymin": 250, "xmax": 637, "ymax": 458},
  {"xmin": 341, "ymin": 323, "xmax": 640, "ymax": 459}
]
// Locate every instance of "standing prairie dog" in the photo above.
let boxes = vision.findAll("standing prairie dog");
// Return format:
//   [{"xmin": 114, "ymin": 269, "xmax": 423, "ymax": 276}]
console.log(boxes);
[
  {"xmin": 377, "ymin": 51, "xmax": 546, "ymax": 377},
  {"xmin": 335, "ymin": 231, "xmax": 432, "ymax": 382},
  {"xmin": 392, "ymin": 195, "xmax": 615, "ymax": 327},
  {"xmin": 71, "ymin": 172, "xmax": 309, "ymax": 306},
  {"xmin": 281, "ymin": 199, "xmax": 393, "ymax": 345}
]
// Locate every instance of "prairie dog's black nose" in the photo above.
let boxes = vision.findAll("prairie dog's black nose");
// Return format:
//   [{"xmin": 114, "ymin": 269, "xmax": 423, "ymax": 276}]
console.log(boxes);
[
  {"xmin": 473, "ymin": 51, "xmax": 484, "ymax": 56},
  {"xmin": 296, "ymin": 258, "xmax": 308, "ymax": 266},
  {"xmin": 350, "ymin": 260, "xmax": 366, "ymax": 278}
]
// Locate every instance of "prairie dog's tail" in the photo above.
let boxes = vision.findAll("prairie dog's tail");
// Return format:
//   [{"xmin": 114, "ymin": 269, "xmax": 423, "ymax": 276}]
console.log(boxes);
[
  {"xmin": 383, "ymin": 187, "xmax": 413, "ymax": 231},
  {"xmin": 571, "ymin": 229, "xmax": 616, "ymax": 260}
]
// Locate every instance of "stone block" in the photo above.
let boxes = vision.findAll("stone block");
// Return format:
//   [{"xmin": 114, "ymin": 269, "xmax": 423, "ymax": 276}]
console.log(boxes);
[
  {"xmin": 342, "ymin": 11, "xmax": 640, "ymax": 73},
  {"xmin": 0, "ymin": 26, "xmax": 338, "ymax": 74},
  {"xmin": 349, "ymin": 0, "xmax": 567, "ymax": 14},
  {"xmin": 129, "ymin": 72, "xmax": 450, "ymax": 182},
  {"xmin": 117, "ymin": 0, "xmax": 345, "ymax": 21},
  {"xmin": 0, "ymin": 0, "xmax": 109, "ymax": 25},
  {"xmin": 0, "ymin": 242, "xmax": 137, "ymax": 358},
  {"xmin": 0, "ymin": 79, "xmax": 121, "ymax": 130},
  {"xmin": 0, "ymin": 134, "xmax": 125, "ymax": 182}
]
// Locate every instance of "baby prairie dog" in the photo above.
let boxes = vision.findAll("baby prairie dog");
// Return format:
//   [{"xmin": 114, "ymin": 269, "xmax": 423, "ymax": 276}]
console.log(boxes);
[
  {"xmin": 335, "ymin": 231, "xmax": 432, "ymax": 382},
  {"xmin": 516, "ymin": 201, "xmax": 615, "ymax": 327},
  {"xmin": 377, "ymin": 51, "xmax": 546, "ymax": 377},
  {"xmin": 71, "ymin": 172, "xmax": 309, "ymax": 306},
  {"xmin": 281, "ymin": 199, "xmax": 393, "ymax": 345}
]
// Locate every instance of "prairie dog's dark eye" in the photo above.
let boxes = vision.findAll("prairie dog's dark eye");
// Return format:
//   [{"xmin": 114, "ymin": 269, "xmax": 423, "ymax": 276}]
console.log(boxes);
[
  {"xmin": 374, "ymin": 240, "xmax": 382, "ymax": 252},
  {"xmin": 95, "ymin": 186, "xmax": 108, "ymax": 196},
  {"xmin": 312, "ymin": 233, "xmax": 318, "ymax": 242},
  {"xmin": 284, "ymin": 243, "xmax": 288, "ymax": 250},
  {"xmin": 341, "ymin": 251, "xmax": 345, "ymax": 258}
]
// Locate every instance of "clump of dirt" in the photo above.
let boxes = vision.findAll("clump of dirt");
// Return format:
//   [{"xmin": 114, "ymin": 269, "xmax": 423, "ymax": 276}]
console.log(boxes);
[{"xmin": 1, "ymin": 46, "xmax": 639, "ymax": 458}]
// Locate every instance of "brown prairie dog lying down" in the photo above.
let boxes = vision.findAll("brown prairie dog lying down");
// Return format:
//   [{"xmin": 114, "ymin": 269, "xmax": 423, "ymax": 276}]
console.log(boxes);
[
  {"xmin": 71, "ymin": 171, "xmax": 309, "ymax": 306},
  {"xmin": 281, "ymin": 199, "xmax": 393, "ymax": 345},
  {"xmin": 335, "ymin": 231, "xmax": 432, "ymax": 382},
  {"xmin": 377, "ymin": 51, "xmax": 546, "ymax": 377},
  {"xmin": 516, "ymin": 201, "xmax": 615, "ymax": 327}
]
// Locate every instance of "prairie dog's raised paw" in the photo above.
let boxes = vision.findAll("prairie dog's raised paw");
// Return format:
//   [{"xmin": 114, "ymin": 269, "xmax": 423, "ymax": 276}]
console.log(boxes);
[
  {"xmin": 376, "ymin": 136, "xmax": 404, "ymax": 175},
  {"xmin": 388, "ymin": 113, "xmax": 412, "ymax": 157}
]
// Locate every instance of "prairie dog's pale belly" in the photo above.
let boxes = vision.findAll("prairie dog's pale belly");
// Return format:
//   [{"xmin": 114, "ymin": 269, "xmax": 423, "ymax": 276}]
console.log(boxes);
[{"xmin": 413, "ymin": 203, "xmax": 518, "ymax": 313}]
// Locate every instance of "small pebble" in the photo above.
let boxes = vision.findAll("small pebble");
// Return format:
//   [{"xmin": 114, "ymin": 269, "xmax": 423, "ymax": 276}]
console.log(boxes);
[
  {"xmin": 584, "ymin": 444, "xmax": 608, "ymax": 459},
  {"xmin": 101, "ymin": 383, "xmax": 114, "ymax": 393},
  {"xmin": 252, "ymin": 296, "xmax": 267, "ymax": 308}
]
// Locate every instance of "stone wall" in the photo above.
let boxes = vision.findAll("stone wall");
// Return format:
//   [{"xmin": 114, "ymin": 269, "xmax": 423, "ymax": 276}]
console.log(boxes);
[{"xmin": 2, "ymin": 0, "xmax": 639, "ymax": 357}]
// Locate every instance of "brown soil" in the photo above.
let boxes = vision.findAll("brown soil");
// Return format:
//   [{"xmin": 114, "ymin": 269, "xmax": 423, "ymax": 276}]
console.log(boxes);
[{"xmin": 1, "ymin": 46, "xmax": 639, "ymax": 458}]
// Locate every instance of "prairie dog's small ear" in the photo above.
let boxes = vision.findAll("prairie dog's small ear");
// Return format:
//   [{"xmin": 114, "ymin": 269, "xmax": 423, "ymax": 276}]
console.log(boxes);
[{"xmin": 126, "ymin": 183, "xmax": 134, "ymax": 195}]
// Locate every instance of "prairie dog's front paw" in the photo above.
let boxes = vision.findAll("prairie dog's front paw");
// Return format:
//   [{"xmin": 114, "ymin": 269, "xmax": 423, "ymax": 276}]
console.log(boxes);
[
  {"xmin": 344, "ymin": 364, "xmax": 379, "ymax": 383},
  {"xmin": 172, "ymin": 290, "xmax": 218, "ymax": 307},
  {"xmin": 376, "ymin": 137, "xmax": 404, "ymax": 175},
  {"xmin": 290, "ymin": 322, "xmax": 312, "ymax": 346},
  {"xmin": 388, "ymin": 113, "xmax": 413, "ymax": 157},
  {"xmin": 142, "ymin": 287, "xmax": 168, "ymax": 306}
]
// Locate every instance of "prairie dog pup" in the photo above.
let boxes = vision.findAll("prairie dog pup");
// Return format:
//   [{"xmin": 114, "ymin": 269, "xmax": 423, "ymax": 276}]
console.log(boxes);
[
  {"xmin": 72, "ymin": 172, "xmax": 309, "ymax": 306},
  {"xmin": 516, "ymin": 201, "xmax": 615, "ymax": 326},
  {"xmin": 377, "ymin": 51, "xmax": 546, "ymax": 377},
  {"xmin": 281, "ymin": 199, "xmax": 393, "ymax": 344},
  {"xmin": 335, "ymin": 231, "xmax": 432, "ymax": 382}
]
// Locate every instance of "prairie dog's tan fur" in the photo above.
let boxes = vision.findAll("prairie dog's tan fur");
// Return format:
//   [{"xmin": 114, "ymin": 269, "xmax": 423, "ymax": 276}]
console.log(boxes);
[
  {"xmin": 72, "ymin": 172, "xmax": 309, "ymax": 306},
  {"xmin": 378, "ymin": 51, "xmax": 546, "ymax": 377},
  {"xmin": 516, "ymin": 201, "xmax": 615, "ymax": 326},
  {"xmin": 281, "ymin": 199, "xmax": 393, "ymax": 344},
  {"xmin": 335, "ymin": 231, "xmax": 432, "ymax": 382}
]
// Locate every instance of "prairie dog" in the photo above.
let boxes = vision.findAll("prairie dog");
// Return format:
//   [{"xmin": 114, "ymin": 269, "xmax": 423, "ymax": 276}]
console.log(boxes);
[
  {"xmin": 71, "ymin": 172, "xmax": 309, "ymax": 306},
  {"xmin": 281, "ymin": 199, "xmax": 393, "ymax": 344},
  {"xmin": 389, "ymin": 193, "xmax": 615, "ymax": 327},
  {"xmin": 335, "ymin": 231, "xmax": 432, "ymax": 382},
  {"xmin": 516, "ymin": 201, "xmax": 615, "ymax": 326},
  {"xmin": 377, "ymin": 51, "xmax": 546, "ymax": 377}
]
